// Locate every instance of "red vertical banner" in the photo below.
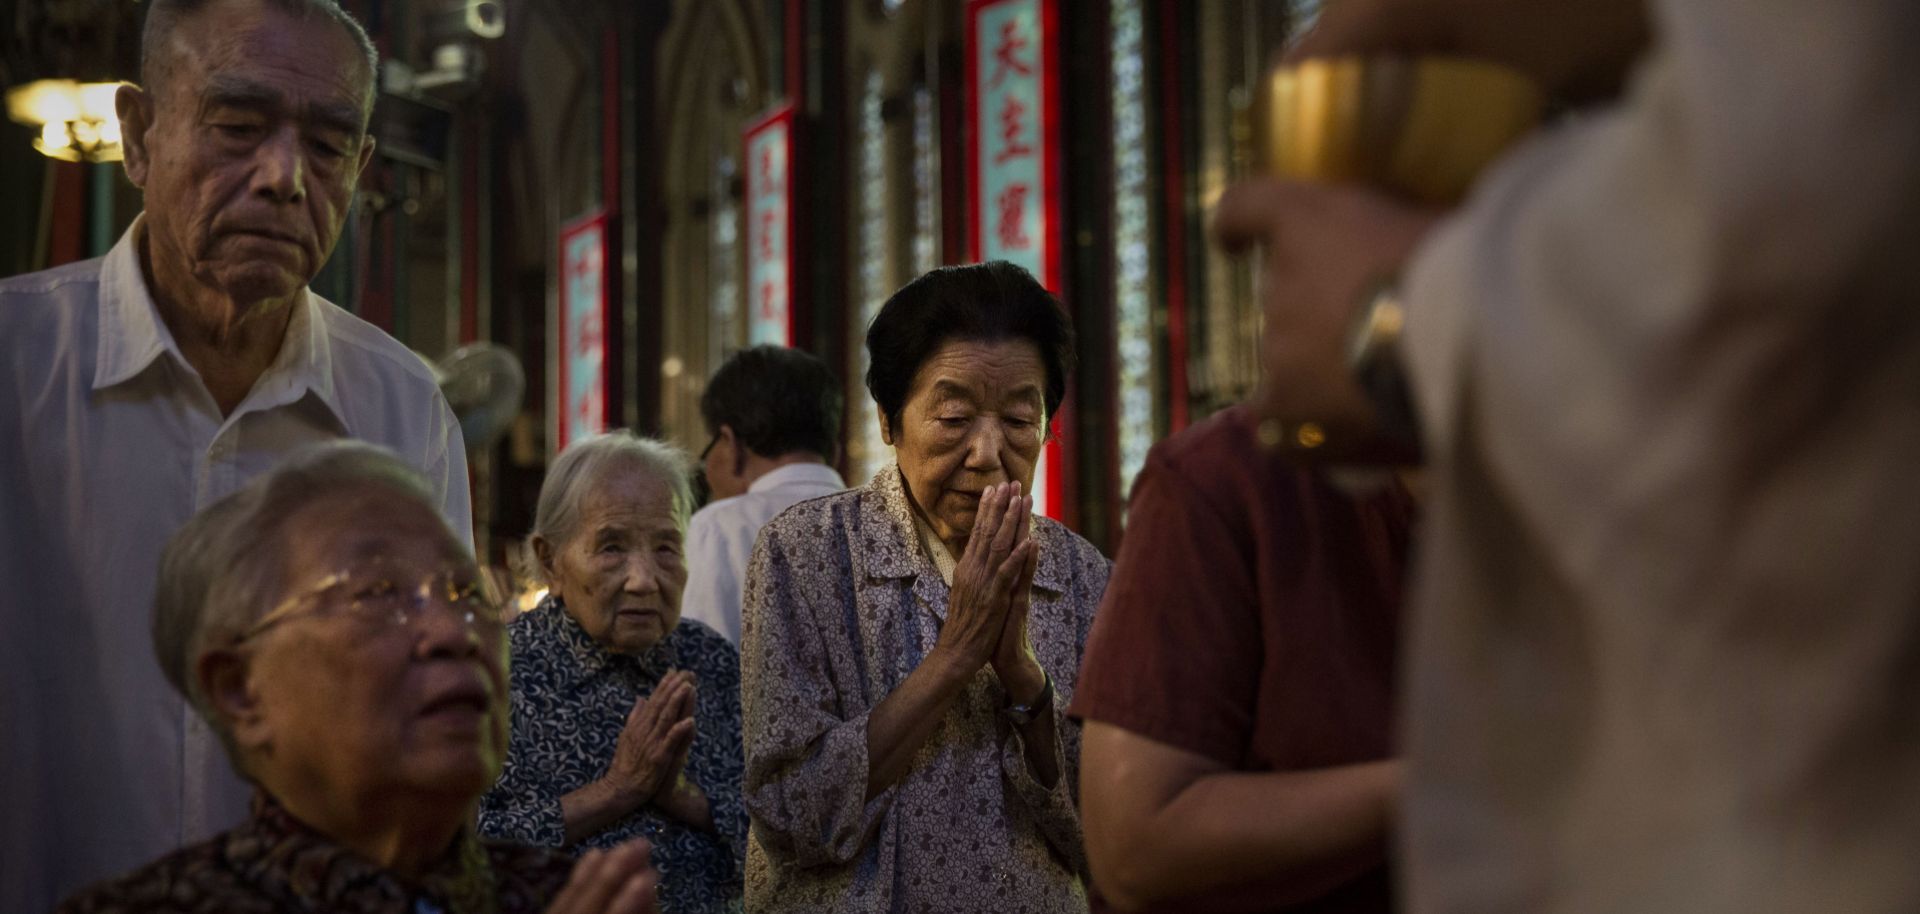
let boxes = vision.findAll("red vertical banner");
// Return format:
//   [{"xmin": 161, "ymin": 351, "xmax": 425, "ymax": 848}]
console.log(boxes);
[
  {"xmin": 967, "ymin": 0, "xmax": 1069, "ymax": 521},
  {"xmin": 557, "ymin": 210, "xmax": 609, "ymax": 452},
  {"xmin": 744, "ymin": 104, "xmax": 796, "ymax": 347}
]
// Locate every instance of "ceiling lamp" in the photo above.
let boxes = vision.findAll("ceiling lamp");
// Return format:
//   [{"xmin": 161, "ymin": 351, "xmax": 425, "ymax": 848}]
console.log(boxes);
[{"xmin": 6, "ymin": 79, "xmax": 125, "ymax": 162}]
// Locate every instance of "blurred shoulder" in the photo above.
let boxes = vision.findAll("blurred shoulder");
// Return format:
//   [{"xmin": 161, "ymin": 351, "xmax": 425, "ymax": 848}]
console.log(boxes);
[
  {"xmin": 482, "ymin": 839, "xmax": 575, "ymax": 911},
  {"xmin": 1033, "ymin": 516, "xmax": 1110, "ymax": 575},
  {"xmin": 54, "ymin": 834, "xmax": 232, "ymax": 913},
  {"xmin": 1142, "ymin": 405, "xmax": 1288, "ymax": 491},
  {"xmin": 0, "ymin": 257, "xmax": 101, "ymax": 302},
  {"xmin": 0, "ymin": 258, "xmax": 102, "ymax": 371},
  {"xmin": 311, "ymin": 295, "xmax": 441, "ymax": 391}
]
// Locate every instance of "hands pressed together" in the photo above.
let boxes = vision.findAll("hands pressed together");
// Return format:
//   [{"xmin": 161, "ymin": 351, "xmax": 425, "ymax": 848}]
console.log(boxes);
[
  {"xmin": 605, "ymin": 671, "xmax": 699, "ymax": 806},
  {"xmin": 546, "ymin": 841, "xmax": 660, "ymax": 914},
  {"xmin": 604, "ymin": 669, "xmax": 713, "ymax": 831},
  {"xmin": 934, "ymin": 481, "xmax": 1048, "ymax": 707},
  {"xmin": 562, "ymin": 669, "xmax": 713, "ymax": 844}
]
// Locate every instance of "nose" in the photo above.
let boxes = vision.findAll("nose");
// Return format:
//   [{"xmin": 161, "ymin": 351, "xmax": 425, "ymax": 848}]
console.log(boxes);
[
  {"xmin": 408, "ymin": 586, "xmax": 489, "ymax": 659},
  {"xmin": 251, "ymin": 125, "xmax": 307, "ymax": 204},
  {"xmin": 963, "ymin": 421, "xmax": 1007, "ymax": 475},
  {"xmin": 621, "ymin": 552, "xmax": 663, "ymax": 596}
]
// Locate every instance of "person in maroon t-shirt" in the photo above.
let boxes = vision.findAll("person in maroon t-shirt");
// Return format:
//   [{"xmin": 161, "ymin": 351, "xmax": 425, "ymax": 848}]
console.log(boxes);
[{"xmin": 1071, "ymin": 404, "xmax": 1416, "ymax": 913}]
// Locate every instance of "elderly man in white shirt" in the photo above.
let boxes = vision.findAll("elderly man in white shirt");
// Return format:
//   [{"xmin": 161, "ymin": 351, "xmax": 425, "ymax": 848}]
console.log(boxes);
[
  {"xmin": 682, "ymin": 345, "xmax": 845, "ymax": 645},
  {"xmin": 0, "ymin": 1, "xmax": 469, "ymax": 910},
  {"xmin": 1215, "ymin": 0, "xmax": 1920, "ymax": 910}
]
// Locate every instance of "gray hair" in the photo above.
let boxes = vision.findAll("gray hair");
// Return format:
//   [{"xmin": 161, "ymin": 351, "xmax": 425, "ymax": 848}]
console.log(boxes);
[
  {"xmin": 152, "ymin": 441, "xmax": 445, "ymax": 752},
  {"xmin": 141, "ymin": 0, "xmax": 380, "ymax": 111},
  {"xmin": 529, "ymin": 431, "xmax": 694, "ymax": 582}
]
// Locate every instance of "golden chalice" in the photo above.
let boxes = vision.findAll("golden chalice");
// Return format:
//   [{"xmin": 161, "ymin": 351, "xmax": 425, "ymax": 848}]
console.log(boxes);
[
  {"xmin": 1248, "ymin": 56, "xmax": 1544, "ymax": 468},
  {"xmin": 1253, "ymin": 55, "xmax": 1545, "ymax": 204}
]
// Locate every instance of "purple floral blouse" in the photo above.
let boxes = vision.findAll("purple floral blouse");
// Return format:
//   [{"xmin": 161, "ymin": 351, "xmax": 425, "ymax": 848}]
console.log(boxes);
[{"xmin": 740, "ymin": 465, "xmax": 1111, "ymax": 913}]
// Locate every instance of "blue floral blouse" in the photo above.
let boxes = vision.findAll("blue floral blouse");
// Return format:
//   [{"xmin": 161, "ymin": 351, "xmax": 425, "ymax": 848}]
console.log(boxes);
[{"xmin": 479, "ymin": 598, "xmax": 747, "ymax": 914}]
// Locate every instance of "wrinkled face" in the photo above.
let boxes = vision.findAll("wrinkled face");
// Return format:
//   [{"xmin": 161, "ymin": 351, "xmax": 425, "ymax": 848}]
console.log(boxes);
[
  {"xmin": 545, "ymin": 469, "xmax": 688, "ymax": 656},
  {"xmin": 884, "ymin": 338, "xmax": 1047, "ymax": 550},
  {"xmin": 124, "ymin": 0, "xmax": 374, "ymax": 306},
  {"xmin": 240, "ymin": 487, "xmax": 508, "ymax": 805}
]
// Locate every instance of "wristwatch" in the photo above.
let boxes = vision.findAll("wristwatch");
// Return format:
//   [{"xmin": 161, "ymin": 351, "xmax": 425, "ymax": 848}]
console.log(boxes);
[
  {"xmin": 1346, "ymin": 277, "xmax": 1422, "ymax": 456},
  {"xmin": 1004, "ymin": 671, "xmax": 1054, "ymax": 727}
]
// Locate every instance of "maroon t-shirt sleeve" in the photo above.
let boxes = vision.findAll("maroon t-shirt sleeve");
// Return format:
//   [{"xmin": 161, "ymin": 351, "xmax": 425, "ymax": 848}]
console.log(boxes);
[{"xmin": 1069, "ymin": 445, "xmax": 1261, "ymax": 766}]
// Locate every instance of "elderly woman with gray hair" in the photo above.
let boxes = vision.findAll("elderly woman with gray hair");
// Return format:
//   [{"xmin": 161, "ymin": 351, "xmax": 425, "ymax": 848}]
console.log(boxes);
[
  {"xmin": 57, "ymin": 441, "xmax": 659, "ymax": 914},
  {"xmin": 481, "ymin": 431, "xmax": 748, "ymax": 914}
]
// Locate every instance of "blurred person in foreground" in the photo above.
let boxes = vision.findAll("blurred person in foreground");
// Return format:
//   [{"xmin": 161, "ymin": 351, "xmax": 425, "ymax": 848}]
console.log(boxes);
[
  {"xmin": 0, "ymin": 0, "xmax": 468, "ymax": 907},
  {"xmin": 1072, "ymin": 406, "xmax": 1417, "ymax": 913},
  {"xmin": 481, "ymin": 431, "xmax": 748, "ymax": 913},
  {"xmin": 682, "ymin": 345, "xmax": 846, "ymax": 645},
  {"xmin": 1213, "ymin": 0, "xmax": 1920, "ymax": 909},
  {"xmin": 58, "ymin": 442, "xmax": 654, "ymax": 914},
  {"xmin": 740, "ymin": 262, "xmax": 1111, "ymax": 912}
]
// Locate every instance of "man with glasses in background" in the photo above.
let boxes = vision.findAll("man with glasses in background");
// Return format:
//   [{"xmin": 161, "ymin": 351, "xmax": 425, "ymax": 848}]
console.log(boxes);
[{"xmin": 682, "ymin": 346, "xmax": 845, "ymax": 645}]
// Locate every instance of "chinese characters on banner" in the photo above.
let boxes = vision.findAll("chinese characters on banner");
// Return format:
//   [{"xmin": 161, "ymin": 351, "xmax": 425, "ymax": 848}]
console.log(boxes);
[
  {"xmin": 557, "ymin": 210, "xmax": 608, "ymax": 452},
  {"xmin": 968, "ymin": 0, "xmax": 1066, "ymax": 519},
  {"xmin": 744, "ymin": 105, "xmax": 795, "ymax": 347}
]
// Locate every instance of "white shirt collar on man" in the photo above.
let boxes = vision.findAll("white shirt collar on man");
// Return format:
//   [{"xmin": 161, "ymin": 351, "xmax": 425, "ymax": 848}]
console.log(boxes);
[{"xmin": 92, "ymin": 221, "xmax": 350, "ymax": 427}]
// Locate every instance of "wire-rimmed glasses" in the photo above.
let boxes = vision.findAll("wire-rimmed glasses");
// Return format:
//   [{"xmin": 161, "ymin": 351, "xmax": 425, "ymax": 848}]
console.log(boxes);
[{"xmin": 235, "ymin": 557, "xmax": 507, "ymax": 644}]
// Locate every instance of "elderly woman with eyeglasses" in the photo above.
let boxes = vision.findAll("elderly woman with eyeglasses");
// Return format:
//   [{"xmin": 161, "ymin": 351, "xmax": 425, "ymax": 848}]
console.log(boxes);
[
  {"xmin": 480, "ymin": 431, "xmax": 748, "ymax": 914},
  {"xmin": 56, "ymin": 442, "xmax": 659, "ymax": 914}
]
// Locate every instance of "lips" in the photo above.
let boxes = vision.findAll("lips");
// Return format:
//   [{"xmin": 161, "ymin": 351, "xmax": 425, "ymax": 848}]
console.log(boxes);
[
  {"xmin": 418, "ymin": 681, "xmax": 492, "ymax": 718},
  {"xmin": 222, "ymin": 225, "xmax": 304, "ymax": 247}
]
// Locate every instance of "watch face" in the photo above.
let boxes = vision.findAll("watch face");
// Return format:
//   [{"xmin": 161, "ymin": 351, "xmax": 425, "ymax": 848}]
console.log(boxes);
[
  {"xmin": 1347, "ymin": 282, "xmax": 1405, "ymax": 370},
  {"xmin": 1004, "ymin": 674, "xmax": 1053, "ymax": 727}
]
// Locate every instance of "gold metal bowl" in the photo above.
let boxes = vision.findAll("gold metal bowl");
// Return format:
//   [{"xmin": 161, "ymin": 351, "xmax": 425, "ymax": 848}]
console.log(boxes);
[{"xmin": 1254, "ymin": 56, "xmax": 1545, "ymax": 204}]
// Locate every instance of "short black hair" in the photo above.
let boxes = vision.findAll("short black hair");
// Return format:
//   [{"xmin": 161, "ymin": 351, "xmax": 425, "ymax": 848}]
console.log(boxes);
[
  {"xmin": 864, "ymin": 261, "xmax": 1075, "ymax": 434},
  {"xmin": 699, "ymin": 345, "xmax": 844, "ymax": 461},
  {"xmin": 141, "ymin": 0, "xmax": 379, "ymax": 111}
]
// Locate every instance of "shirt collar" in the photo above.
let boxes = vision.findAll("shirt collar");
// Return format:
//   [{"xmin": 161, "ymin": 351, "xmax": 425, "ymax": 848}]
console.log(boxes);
[
  {"xmin": 92, "ymin": 217, "xmax": 175, "ymax": 391},
  {"xmin": 857, "ymin": 462, "xmax": 1069, "ymax": 595},
  {"xmin": 912, "ymin": 512, "xmax": 959, "ymax": 587},
  {"xmin": 227, "ymin": 792, "xmax": 503, "ymax": 914},
  {"xmin": 92, "ymin": 217, "xmax": 348, "ymax": 427},
  {"xmin": 746, "ymin": 462, "xmax": 845, "ymax": 495}
]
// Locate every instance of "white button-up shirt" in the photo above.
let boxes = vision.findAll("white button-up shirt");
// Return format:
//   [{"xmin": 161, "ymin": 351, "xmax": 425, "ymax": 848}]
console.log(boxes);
[
  {"xmin": 681, "ymin": 462, "xmax": 844, "ymax": 644},
  {"xmin": 0, "ymin": 222, "xmax": 471, "ymax": 912}
]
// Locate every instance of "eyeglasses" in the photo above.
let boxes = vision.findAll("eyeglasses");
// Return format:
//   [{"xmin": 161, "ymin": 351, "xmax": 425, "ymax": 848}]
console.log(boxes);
[
  {"xmin": 692, "ymin": 433, "xmax": 723, "ymax": 506},
  {"xmin": 236, "ymin": 558, "xmax": 506, "ymax": 644}
]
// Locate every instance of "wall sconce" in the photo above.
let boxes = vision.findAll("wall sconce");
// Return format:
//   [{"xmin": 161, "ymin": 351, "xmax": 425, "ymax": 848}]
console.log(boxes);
[{"xmin": 6, "ymin": 79, "xmax": 125, "ymax": 162}]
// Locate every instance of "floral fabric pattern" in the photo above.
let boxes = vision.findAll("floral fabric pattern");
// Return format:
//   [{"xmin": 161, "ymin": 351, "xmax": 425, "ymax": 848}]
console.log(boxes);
[
  {"xmin": 740, "ymin": 464, "xmax": 1111, "ymax": 914},
  {"xmin": 57, "ymin": 793, "xmax": 572, "ymax": 914},
  {"xmin": 479, "ymin": 600, "xmax": 747, "ymax": 914}
]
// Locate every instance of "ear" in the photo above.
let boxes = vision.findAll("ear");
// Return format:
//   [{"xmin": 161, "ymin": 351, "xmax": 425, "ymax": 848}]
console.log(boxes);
[
  {"xmin": 876, "ymin": 404, "xmax": 894, "ymax": 447},
  {"xmin": 721, "ymin": 425, "xmax": 748, "ymax": 476},
  {"xmin": 115, "ymin": 84, "xmax": 156, "ymax": 189},
  {"xmin": 531, "ymin": 534, "xmax": 558, "ymax": 586},
  {"xmin": 354, "ymin": 133, "xmax": 377, "ymax": 180},
  {"xmin": 197, "ymin": 648, "xmax": 268, "ymax": 750}
]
